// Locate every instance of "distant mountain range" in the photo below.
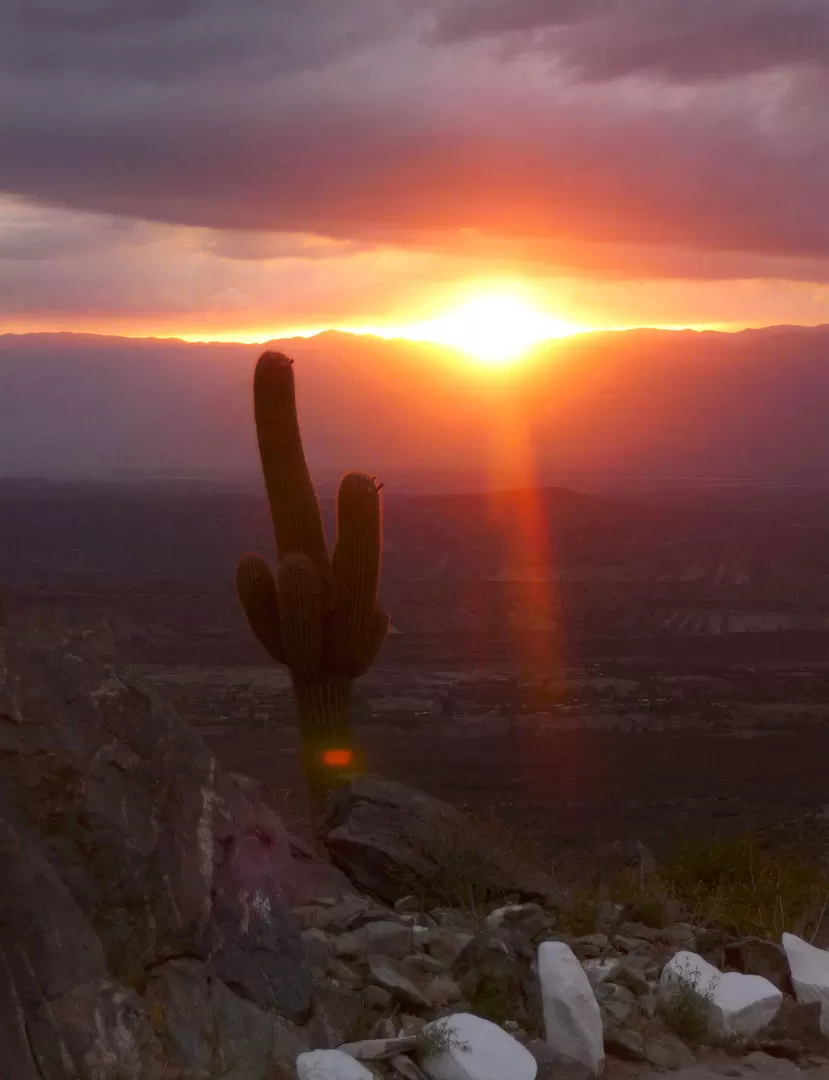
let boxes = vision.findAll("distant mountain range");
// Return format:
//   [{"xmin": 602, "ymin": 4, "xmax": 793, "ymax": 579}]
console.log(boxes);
[{"xmin": 2, "ymin": 324, "xmax": 829, "ymax": 486}]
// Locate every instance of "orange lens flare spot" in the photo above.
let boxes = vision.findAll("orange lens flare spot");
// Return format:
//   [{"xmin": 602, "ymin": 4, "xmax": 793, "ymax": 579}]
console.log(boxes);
[{"xmin": 321, "ymin": 749, "xmax": 353, "ymax": 768}]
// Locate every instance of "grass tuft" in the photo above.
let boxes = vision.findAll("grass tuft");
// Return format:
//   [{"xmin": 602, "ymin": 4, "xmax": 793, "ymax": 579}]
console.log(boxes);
[
  {"xmin": 659, "ymin": 960, "xmax": 718, "ymax": 1045},
  {"xmin": 656, "ymin": 831, "xmax": 828, "ymax": 940},
  {"xmin": 392, "ymin": 808, "xmax": 549, "ymax": 915}
]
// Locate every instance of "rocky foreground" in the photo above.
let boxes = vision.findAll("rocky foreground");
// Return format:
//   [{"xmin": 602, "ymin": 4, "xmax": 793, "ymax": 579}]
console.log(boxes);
[{"xmin": 3, "ymin": 620, "xmax": 829, "ymax": 1080}]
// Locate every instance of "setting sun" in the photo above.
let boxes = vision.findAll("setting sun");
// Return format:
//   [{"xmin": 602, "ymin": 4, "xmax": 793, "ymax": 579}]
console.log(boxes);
[{"xmin": 393, "ymin": 293, "xmax": 585, "ymax": 364}]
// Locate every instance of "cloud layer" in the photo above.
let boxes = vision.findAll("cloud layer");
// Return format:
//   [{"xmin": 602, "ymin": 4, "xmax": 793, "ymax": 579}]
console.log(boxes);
[{"xmin": 1, "ymin": 1, "xmax": 829, "ymax": 330}]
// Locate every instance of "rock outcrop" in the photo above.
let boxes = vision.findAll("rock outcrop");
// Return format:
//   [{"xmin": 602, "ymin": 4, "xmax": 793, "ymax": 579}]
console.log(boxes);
[
  {"xmin": 0, "ymin": 621, "xmax": 313, "ymax": 1078},
  {"xmin": 320, "ymin": 774, "xmax": 567, "ymax": 909}
]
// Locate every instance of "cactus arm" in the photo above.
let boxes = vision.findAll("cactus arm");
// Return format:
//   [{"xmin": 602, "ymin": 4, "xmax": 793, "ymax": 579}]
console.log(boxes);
[
  {"xmin": 347, "ymin": 606, "xmax": 390, "ymax": 678},
  {"xmin": 253, "ymin": 352, "xmax": 332, "ymax": 591},
  {"xmin": 277, "ymin": 554, "xmax": 324, "ymax": 680},
  {"xmin": 331, "ymin": 471, "xmax": 387, "ymax": 674},
  {"xmin": 235, "ymin": 553, "xmax": 285, "ymax": 663}
]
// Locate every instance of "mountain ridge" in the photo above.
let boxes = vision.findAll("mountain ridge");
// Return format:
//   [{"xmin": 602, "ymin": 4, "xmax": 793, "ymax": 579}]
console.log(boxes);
[{"xmin": 3, "ymin": 325, "xmax": 829, "ymax": 485}]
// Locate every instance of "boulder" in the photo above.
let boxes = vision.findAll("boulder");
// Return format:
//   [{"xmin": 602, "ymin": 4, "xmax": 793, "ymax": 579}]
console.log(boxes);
[
  {"xmin": 605, "ymin": 1027, "xmax": 646, "ymax": 1061},
  {"xmin": 336, "ymin": 920, "xmax": 415, "ymax": 960},
  {"xmin": 726, "ymin": 939, "xmax": 793, "ymax": 993},
  {"xmin": 297, "ymin": 1049, "xmax": 376, "ymax": 1080},
  {"xmin": 782, "ymin": 933, "xmax": 829, "ymax": 1036},
  {"xmin": 368, "ymin": 955, "xmax": 431, "ymax": 1009},
  {"xmin": 337, "ymin": 1036, "xmax": 419, "ymax": 1060},
  {"xmin": 660, "ymin": 951, "xmax": 782, "ymax": 1040},
  {"xmin": 0, "ymin": 622, "xmax": 313, "ymax": 1075},
  {"xmin": 755, "ymin": 997, "xmax": 824, "ymax": 1048},
  {"xmin": 642, "ymin": 1032, "xmax": 697, "ymax": 1070},
  {"xmin": 321, "ymin": 775, "xmax": 567, "ymax": 908},
  {"xmin": 0, "ymin": 816, "xmax": 165, "ymax": 1079},
  {"xmin": 417, "ymin": 1012, "xmax": 538, "ymax": 1080},
  {"xmin": 485, "ymin": 903, "xmax": 550, "ymax": 939},
  {"xmin": 537, "ymin": 941, "xmax": 604, "ymax": 1077}
]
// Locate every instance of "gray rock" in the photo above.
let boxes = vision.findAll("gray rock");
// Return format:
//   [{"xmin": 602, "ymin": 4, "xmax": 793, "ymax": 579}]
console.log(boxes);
[
  {"xmin": 208, "ymin": 979, "xmax": 310, "ymax": 1080},
  {"xmin": 390, "ymin": 1054, "xmax": 429, "ymax": 1080},
  {"xmin": 662, "ymin": 925, "xmax": 699, "ymax": 952},
  {"xmin": 395, "ymin": 896, "xmax": 422, "ymax": 913},
  {"xmin": 619, "ymin": 922, "xmax": 662, "ymax": 943},
  {"xmin": 399, "ymin": 1015, "xmax": 427, "ymax": 1037},
  {"xmin": 526, "ymin": 1038, "xmax": 599, "ymax": 1080},
  {"xmin": 328, "ymin": 959, "xmax": 364, "ymax": 984},
  {"xmin": 294, "ymin": 895, "xmax": 370, "ymax": 934},
  {"xmin": 605, "ymin": 1027, "xmax": 646, "ymax": 1060},
  {"xmin": 321, "ymin": 775, "xmax": 567, "ymax": 908},
  {"xmin": 725, "ymin": 940, "xmax": 793, "ymax": 994},
  {"xmin": 614, "ymin": 963, "xmax": 651, "ymax": 996},
  {"xmin": 750, "ymin": 1040, "xmax": 806, "ymax": 1061},
  {"xmin": 336, "ymin": 920, "xmax": 415, "ymax": 960},
  {"xmin": 307, "ymin": 980, "xmax": 370, "ymax": 1048},
  {"xmin": 486, "ymin": 903, "xmax": 551, "ymax": 939},
  {"xmin": 338, "ymin": 1036, "xmax": 419, "ymax": 1060},
  {"xmin": 615, "ymin": 935, "xmax": 653, "ymax": 954},
  {"xmin": 145, "ymin": 958, "xmax": 309, "ymax": 1079},
  {"xmin": 302, "ymin": 928, "xmax": 334, "ymax": 973},
  {"xmin": 573, "ymin": 933, "xmax": 610, "ymax": 959},
  {"xmin": 51, "ymin": 977, "xmax": 165, "ymax": 1080},
  {"xmin": 422, "ymin": 976, "xmax": 463, "ymax": 1007},
  {"xmin": 0, "ymin": 817, "xmax": 165, "ymax": 1079},
  {"xmin": 362, "ymin": 984, "xmax": 393, "ymax": 1009},
  {"xmin": 582, "ymin": 958, "xmax": 624, "ymax": 986},
  {"xmin": 741, "ymin": 1050, "xmax": 802, "ymax": 1074},
  {"xmin": 368, "ymin": 955, "xmax": 431, "ymax": 1009},
  {"xmin": 756, "ymin": 998, "xmax": 823, "ymax": 1046},
  {"xmin": 621, "ymin": 898, "xmax": 689, "ymax": 930},
  {"xmin": 144, "ymin": 958, "xmax": 215, "ymax": 1075},
  {"xmin": 643, "ymin": 1032, "xmax": 697, "ymax": 1070},
  {"xmin": 405, "ymin": 954, "xmax": 449, "ymax": 976},
  {"xmin": 425, "ymin": 928, "xmax": 475, "ymax": 965}
]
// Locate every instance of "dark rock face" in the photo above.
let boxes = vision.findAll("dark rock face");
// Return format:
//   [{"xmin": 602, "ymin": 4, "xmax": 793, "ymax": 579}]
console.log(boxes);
[
  {"xmin": 321, "ymin": 774, "xmax": 567, "ymax": 908},
  {"xmin": 0, "ymin": 622, "xmax": 312, "ymax": 1077}
]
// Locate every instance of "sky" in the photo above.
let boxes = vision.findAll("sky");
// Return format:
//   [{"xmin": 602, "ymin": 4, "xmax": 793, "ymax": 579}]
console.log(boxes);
[{"xmin": 2, "ymin": 0, "xmax": 829, "ymax": 342}]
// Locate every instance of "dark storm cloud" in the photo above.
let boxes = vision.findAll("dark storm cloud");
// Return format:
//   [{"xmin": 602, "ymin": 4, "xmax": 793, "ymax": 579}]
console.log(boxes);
[
  {"xmin": 433, "ymin": 0, "xmax": 829, "ymax": 83},
  {"xmin": 1, "ymin": 0, "xmax": 829, "ymax": 269},
  {"xmin": 1, "ymin": 0, "xmax": 415, "ymax": 81}
]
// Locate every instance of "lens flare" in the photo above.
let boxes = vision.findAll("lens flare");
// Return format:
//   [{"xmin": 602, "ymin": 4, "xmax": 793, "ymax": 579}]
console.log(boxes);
[{"xmin": 321, "ymin": 748, "xmax": 354, "ymax": 768}]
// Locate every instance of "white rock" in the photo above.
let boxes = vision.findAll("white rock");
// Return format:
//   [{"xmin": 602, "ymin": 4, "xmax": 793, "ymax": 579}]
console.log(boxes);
[
  {"xmin": 297, "ymin": 1049, "xmax": 376, "ymax": 1080},
  {"xmin": 659, "ymin": 950, "xmax": 782, "ymax": 1039},
  {"xmin": 418, "ymin": 1013, "xmax": 537, "ymax": 1080},
  {"xmin": 782, "ymin": 932, "xmax": 829, "ymax": 1035},
  {"xmin": 537, "ymin": 941, "xmax": 604, "ymax": 1076}
]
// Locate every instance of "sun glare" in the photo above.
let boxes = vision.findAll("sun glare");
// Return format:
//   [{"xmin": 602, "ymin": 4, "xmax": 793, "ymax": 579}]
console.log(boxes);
[{"xmin": 397, "ymin": 293, "xmax": 584, "ymax": 364}]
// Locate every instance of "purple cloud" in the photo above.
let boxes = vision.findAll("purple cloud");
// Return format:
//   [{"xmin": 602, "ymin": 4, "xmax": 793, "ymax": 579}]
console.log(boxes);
[{"xmin": 0, "ymin": 0, "xmax": 828, "ymax": 273}]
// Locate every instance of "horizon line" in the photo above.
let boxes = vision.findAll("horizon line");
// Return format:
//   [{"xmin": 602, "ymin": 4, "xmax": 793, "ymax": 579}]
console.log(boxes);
[{"xmin": 3, "ymin": 320, "xmax": 829, "ymax": 349}]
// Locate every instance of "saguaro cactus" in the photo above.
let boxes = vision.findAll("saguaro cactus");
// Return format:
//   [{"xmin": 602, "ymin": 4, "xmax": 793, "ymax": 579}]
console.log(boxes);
[{"xmin": 236, "ymin": 351, "xmax": 389, "ymax": 828}]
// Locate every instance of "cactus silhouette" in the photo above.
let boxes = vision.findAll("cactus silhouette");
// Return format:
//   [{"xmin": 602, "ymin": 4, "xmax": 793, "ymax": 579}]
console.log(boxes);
[{"xmin": 236, "ymin": 351, "xmax": 388, "ymax": 829}]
